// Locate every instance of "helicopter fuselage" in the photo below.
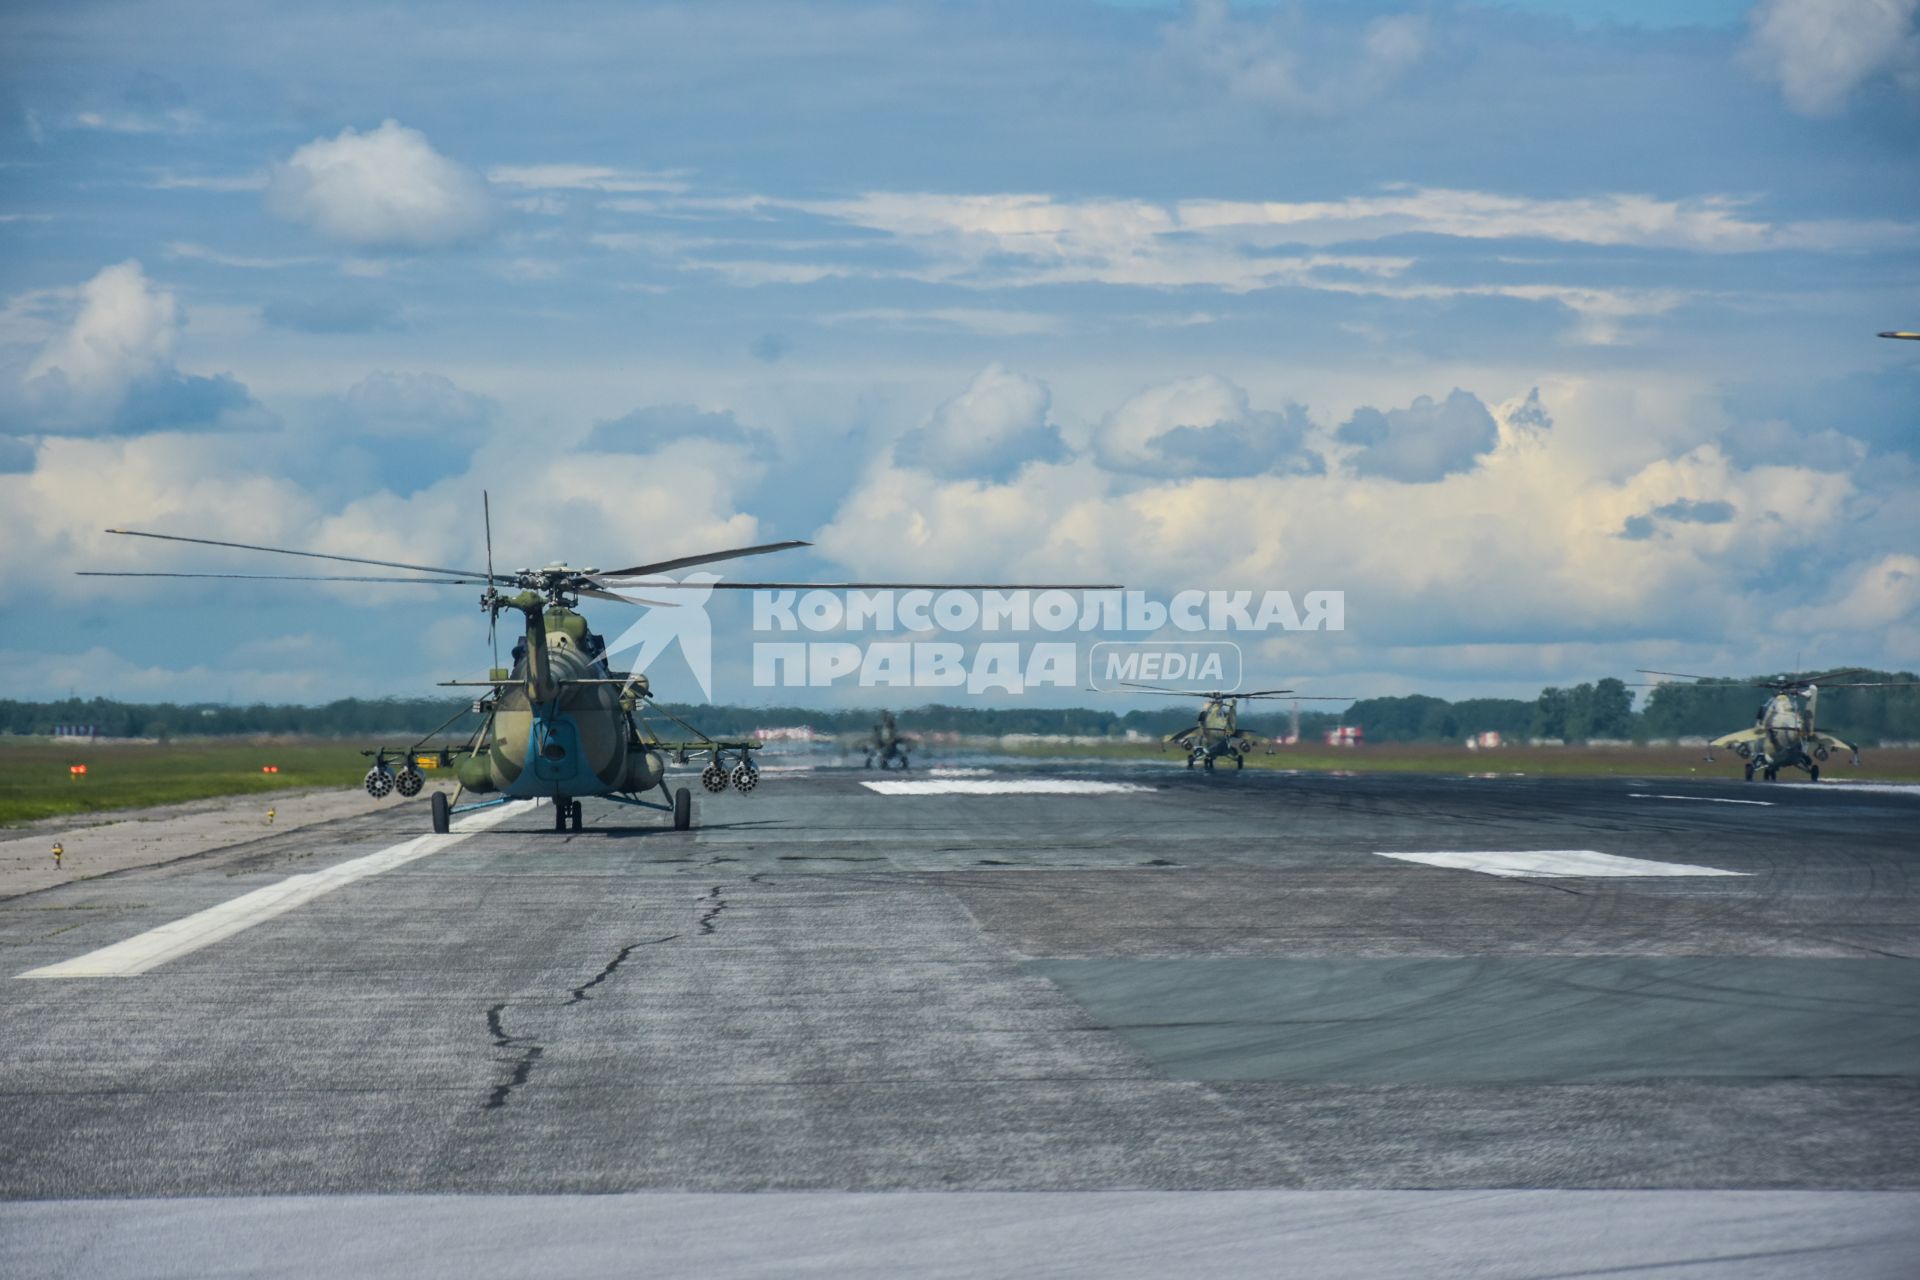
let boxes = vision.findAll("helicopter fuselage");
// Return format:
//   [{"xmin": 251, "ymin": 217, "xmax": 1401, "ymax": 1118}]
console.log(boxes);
[
  {"xmin": 1168, "ymin": 699, "xmax": 1258, "ymax": 769},
  {"xmin": 1709, "ymin": 688, "xmax": 1858, "ymax": 781},
  {"xmin": 456, "ymin": 604, "xmax": 664, "ymax": 800}
]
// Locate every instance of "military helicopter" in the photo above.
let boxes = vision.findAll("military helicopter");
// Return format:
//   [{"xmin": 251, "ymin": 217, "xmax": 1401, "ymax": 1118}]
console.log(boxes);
[
  {"xmin": 861, "ymin": 711, "xmax": 915, "ymax": 770},
  {"xmin": 1636, "ymin": 667, "xmax": 1914, "ymax": 782},
  {"xmin": 81, "ymin": 500, "xmax": 1117, "ymax": 832},
  {"xmin": 1123, "ymin": 683, "xmax": 1351, "ymax": 770}
]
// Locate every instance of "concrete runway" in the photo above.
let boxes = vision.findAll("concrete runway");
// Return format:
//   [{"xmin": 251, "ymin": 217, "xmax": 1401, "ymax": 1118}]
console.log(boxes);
[{"xmin": 2, "ymin": 761, "xmax": 1917, "ymax": 1276}]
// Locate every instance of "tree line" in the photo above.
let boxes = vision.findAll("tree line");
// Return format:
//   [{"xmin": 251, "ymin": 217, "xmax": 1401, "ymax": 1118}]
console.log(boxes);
[
  {"xmin": 1348, "ymin": 671, "xmax": 1920, "ymax": 744},
  {"xmin": 4, "ymin": 670, "xmax": 1915, "ymax": 744}
]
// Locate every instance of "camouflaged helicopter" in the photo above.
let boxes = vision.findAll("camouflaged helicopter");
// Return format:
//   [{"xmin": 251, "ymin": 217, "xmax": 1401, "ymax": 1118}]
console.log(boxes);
[
  {"xmin": 861, "ymin": 711, "xmax": 916, "ymax": 770},
  {"xmin": 1123, "ymin": 683, "xmax": 1351, "ymax": 770},
  {"xmin": 81, "ymin": 500, "xmax": 1117, "ymax": 833},
  {"xmin": 1636, "ymin": 667, "xmax": 1915, "ymax": 782}
]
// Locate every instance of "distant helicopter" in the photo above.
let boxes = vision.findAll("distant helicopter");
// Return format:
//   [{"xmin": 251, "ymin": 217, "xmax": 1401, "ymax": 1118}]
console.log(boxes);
[
  {"xmin": 1636, "ymin": 667, "xmax": 1913, "ymax": 782},
  {"xmin": 1123, "ymin": 683, "xmax": 1351, "ymax": 770},
  {"xmin": 1878, "ymin": 331, "xmax": 1919, "ymax": 341},
  {"xmin": 862, "ymin": 711, "xmax": 915, "ymax": 770},
  {"xmin": 82, "ymin": 499, "xmax": 1117, "ymax": 833}
]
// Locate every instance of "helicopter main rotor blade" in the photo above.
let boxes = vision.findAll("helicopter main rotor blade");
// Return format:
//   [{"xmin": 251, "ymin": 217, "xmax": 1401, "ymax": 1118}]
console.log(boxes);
[
  {"xmin": 483, "ymin": 492, "xmax": 499, "ymax": 669},
  {"xmin": 103, "ymin": 528, "xmax": 496, "ymax": 581},
  {"xmin": 76, "ymin": 571, "xmax": 482, "ymax": 583},
  {"xmin": 1116, "ymin": 683, "xmax": 1327, "ymax": 699},
  {"xmin": 1634, "ymin": 668, "xmax": 1726, "ymax": 682},
  {"xmin": 1793, "ymin": 668, "xmax": 1873, "ymax": 686},
  {"xmin": 597, "ymin": 540, "xmax": 813, "ymax": 579},
  {"xmin": 1816, "ymin": 680, "xmax": 1920, "ymax": 689},
  {"xmin": 483, "ymin": 493, "xmax": 495, "ymax": 583},
  {"xmin": 603, "ymin": 580, "xmax": 1127, "ymax": 591},
  {"xmin": 578, "ymin": 586, "xmax": 679, "ymax": 608}
]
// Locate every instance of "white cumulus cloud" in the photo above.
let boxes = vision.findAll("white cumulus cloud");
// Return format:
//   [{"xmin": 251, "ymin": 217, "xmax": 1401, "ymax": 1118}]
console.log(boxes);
[
  {"xmin": 26, "ymin": 261, "xmax": 178, "ymax": 402},
  {"xmin": 1336, "ymin": 389, "xmax": 1501, "ymax": 484},
  {"xmin": 893, "ymin": 364, "xmax": 1068, "ymax": 483},
  {"xmin": 1745, "ymin": 0, "xmax": 1920, "ymax": 116},
  {"xmin": 268, "ymin": 120, "xmax": 492, "ymax": 249},
  {"xmin": 11, "ymin": 262, "xmax": 262, "ymax": 438},
  {"xmin": 1161, "ymin": 2, "xmax": 1428, "ymax": 116},
  {"xmin": 1093, "ymin": 376, "xmax": 1321, "ymax": 478}
]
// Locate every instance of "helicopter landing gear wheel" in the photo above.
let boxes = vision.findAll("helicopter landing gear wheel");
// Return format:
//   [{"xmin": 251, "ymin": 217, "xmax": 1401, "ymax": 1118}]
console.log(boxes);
[
  {"xmin": 553, "ymin": 798, "xmax": 570, "ymax": 832},
  {"xmin": 1743, "ymin": 762, "xmax": 1755, "ymax": 781},
  {"xmin": 1810, "ymin": 764, "xmax": 1821, "ymax": 783},
  {"xmin": 570, "ymin": 800, "xmax": 583, "ymax": 831},
  {"xmin": 673, "ymin": 787, "xmax": 691, "ymax": 831},
  {"xmin": 701, "ymin": 764, "xmax": 727, "ymax": 793},
  {"xmin": 1763, "ymin": 767, "xmax": 1778, "ymax": 782},
  {"xmin": 430, "ymin": 791, "xmax": 450, "ymax": 834},
  {"xmin": 1234, "ymin": 753, "xmax": 1245, "ymax": 769},
  {"xmin": 1203, "ymin": 756, "xmax": 1215, "ymax": 771}
]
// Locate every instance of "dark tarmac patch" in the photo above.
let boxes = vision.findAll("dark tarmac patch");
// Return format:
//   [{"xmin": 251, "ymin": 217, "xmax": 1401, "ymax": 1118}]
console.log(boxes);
[{"xmin": 1030, "ymin": 956, "xmax": 1920, "ymax": 1083}]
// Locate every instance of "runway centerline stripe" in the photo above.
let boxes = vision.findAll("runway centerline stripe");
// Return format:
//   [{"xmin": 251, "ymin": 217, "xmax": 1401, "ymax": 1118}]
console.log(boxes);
[
  {"xmin": 1630, "ymin": 793, "xmax": 1775, "ymax": 806},
  {"xmin": 860, "ymin": 779, "xmax": 1151, "ymax": 796},
  {"xmin": 1375, "ymin": 849, "xmax": 1746, "ymax": 879},
  {"xmin": 15, "ymin": 802, "xmax": 532, "ymax": 980}
]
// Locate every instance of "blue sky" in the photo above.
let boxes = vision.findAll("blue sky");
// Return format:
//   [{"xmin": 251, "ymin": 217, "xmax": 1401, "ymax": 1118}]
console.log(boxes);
[{"xmin": 1, "ymin": 0, "xmax": 1917, "ymax": 709}]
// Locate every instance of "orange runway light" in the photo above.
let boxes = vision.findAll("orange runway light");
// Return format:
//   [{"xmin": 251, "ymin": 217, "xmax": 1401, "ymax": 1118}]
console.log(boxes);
[
  {"xmin": 69, "ymin": 764, "xmax": 87, "ymax": 777},
  {"xmin": 261, "ymin": 765, "xmax": 280, "ymax": 773}
]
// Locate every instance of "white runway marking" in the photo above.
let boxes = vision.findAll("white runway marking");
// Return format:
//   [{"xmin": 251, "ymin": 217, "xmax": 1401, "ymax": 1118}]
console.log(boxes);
[
  {"xmin": 862, "ymin": 779, "xmax": 1151, "ymax": 796},
  {"xmin": 1375, "ymin": 849, "xmax": 1746, "ymax": 878},
  {"xmin": 928, "ymin": 767, "xmax": 995, "ymax": 777},
  {"xmin": 6, "ymin": 1189, "xmax": 1916, "ymax": 1280},
  {"xmin": 1787, "ymin": 782, "xmax": 1920, "ymax": 797},
  {"xmin": 16, "ymin": 802, "xmax": 531, "ymax": 980},
  {"xmin": 1630, "ymin": 793, "xmax": 1775, "ymax": 806}
]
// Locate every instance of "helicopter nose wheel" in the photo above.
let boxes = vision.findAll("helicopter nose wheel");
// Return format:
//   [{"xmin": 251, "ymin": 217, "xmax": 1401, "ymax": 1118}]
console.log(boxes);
[
  {"xmin": 672, "ymin": 787, "xmax": 692, "ymax": 831},
  {"xmin": 701, "ymin": 764, "xmax": 728, "ymax": 793},
  {"xmin": 553, "ymin": 797, "xmax": 578, "ymax": 832}
]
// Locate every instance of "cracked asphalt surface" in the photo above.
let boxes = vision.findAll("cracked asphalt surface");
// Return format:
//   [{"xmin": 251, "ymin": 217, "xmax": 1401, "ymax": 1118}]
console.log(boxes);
[{"xmin": 2, "ymin": 760, "xmax": 1916, "ymax": 1277}]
